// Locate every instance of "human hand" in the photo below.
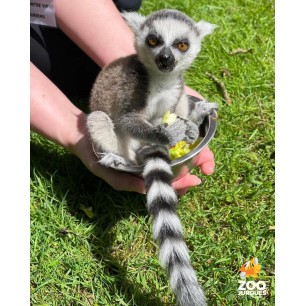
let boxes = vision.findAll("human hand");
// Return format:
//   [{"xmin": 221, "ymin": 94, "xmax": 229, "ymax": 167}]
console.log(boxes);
[
  {"xmin": 172, "ymin": 146, "xmax": 215, "ymax": 196},
  {"xmin": 71, "ymin": 131, "xmax": 146, "ymax": 193},
  {"xmin": 73, "ymin": 130, "xmax": 214, "ymax": 195},
  {"xmin": 174, "ymin": 87, "xmax": 216, "ymax": 195},
  {"xmin": 71, "ymin": 110, "xmax": 214, "ymax": 195}
]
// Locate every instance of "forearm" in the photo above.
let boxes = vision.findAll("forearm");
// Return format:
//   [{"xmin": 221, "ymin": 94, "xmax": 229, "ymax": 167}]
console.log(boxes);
[
  {"xmin": 30, "ymin": 62, "xmax": 146, "ymax": 193},
  {"xmin": 55, "ymin": 0, "xmax": 136, "ymax": 67},
  {"xmin": 30, "ymin": 62, "xmax": 86, "ymax": 151}
]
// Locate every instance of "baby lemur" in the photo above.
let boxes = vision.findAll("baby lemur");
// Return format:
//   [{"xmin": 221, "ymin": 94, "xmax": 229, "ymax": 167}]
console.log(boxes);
[{"xmin": 87, "ymin": 9, "xmax": 217, "ymax": 306}]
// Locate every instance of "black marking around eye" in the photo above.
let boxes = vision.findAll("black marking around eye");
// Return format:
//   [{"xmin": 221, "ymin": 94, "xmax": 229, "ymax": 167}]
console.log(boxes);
[
  {"xmin": 173, "ymin": 38, "xmax": 189, "ymax": 46},
  {"xmin": 173, "ymin": 38, "xmax": 190, "ymax": 52},
  {"xmin": 146, "ymin": 34, "xmax": 164, "ymax": 47}
]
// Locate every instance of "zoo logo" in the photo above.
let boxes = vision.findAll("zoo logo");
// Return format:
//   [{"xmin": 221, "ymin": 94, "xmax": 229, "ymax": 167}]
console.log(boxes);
[{"xmin": 238, "ymin": 257, "xmax": 268, "ymax": 296}]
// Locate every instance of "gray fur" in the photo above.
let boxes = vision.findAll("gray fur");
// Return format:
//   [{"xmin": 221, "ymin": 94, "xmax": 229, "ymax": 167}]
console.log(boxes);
[
  {"xmin": 87, "ymin": 111, "xmax": 120, "ymax": 154},
  {"xmin": 140, "ymin": 9, "xmax": 201, "ymax": 35},
  {"xmin": 188, "ymin": 100, "xmax": 219, "ymax": 126},
  {"xmin": 98, "ymin": 152, "xmax": 130, "ymax": 168},
  {"xmin": 87, "ymin": 9, "xmax": 218, "ymax": 306},
  {"xmin": 89, "ymin": 55, "xmax": 149, "ymax": 117}
]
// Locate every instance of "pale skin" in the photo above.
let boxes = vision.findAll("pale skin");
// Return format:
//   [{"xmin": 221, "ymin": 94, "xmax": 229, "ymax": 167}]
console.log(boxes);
[{"xmin": 30, "ymin": 0, "xmax": 215, "ymax": 195}]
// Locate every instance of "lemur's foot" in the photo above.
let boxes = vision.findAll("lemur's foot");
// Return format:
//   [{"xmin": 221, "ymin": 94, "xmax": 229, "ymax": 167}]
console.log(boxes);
[
  {"xmin": 98, "ymin": 152, "xmax": 129, "ymax": 168},
  {"xmin": 198, "ymin": 100, "xmax": 218, "ymax": 112},
  {"xmin": 189, "ymin": 100, "xmax": 218, "ymax": 126},
  {"xmin": 195, "ymin": 101, "xmax": 218, "ymax": 118}
]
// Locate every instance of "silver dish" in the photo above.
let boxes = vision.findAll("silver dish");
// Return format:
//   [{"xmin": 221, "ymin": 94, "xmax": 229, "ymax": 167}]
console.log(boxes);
[{"xmin": 94, "ymin": 97, "xmax": 218, "ymax": 181}]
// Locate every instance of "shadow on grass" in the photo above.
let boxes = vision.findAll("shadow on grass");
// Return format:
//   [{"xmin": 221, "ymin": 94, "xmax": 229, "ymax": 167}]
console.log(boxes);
[{"xmin": 30, "ymin": 141, "xmax": 166, "ymax": 306}]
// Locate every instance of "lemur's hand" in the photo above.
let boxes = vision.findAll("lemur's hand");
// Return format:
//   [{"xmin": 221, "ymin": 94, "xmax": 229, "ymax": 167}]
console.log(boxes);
[
  {"xmin": 156, "ymin": 118, "xmax": 187, "ymax": 146},
  {"xmin": 156, "ymin": 117, "xmax": 199, "ymax": 146}
]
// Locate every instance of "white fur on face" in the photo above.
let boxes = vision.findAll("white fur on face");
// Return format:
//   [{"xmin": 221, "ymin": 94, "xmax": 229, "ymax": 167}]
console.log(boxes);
[
  {"xmin": 123, "ymin": 10, "xmax": 217, "ymax": 75},
  {"xmin": 136, "ymin": 19, "xmax": 202, "ymax": 74}
]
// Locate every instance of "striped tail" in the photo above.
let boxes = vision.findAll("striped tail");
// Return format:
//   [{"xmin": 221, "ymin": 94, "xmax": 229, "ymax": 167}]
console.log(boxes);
[{"xmin": 139, "ymin": 145, "xmax": 207, "ymax": 306}]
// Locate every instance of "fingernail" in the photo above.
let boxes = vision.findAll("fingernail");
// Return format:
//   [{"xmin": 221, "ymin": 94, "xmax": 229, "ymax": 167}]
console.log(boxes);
[
  {"xmin": 195, "ymin": 178, "xmax": 202, "ymax": 185},
  {"xmin": 208, "ymin": 165, "xmax": 215, "ymax": 174},
  {"xmin": 203, "ymin": 164, "xmax": 215, "ymax": 175}
]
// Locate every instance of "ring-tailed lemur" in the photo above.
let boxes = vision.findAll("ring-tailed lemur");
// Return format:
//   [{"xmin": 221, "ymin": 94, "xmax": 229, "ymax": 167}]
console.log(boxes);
[{"xmin": 87, "ymin": 9, "xmax": 217, "ymax": 306}]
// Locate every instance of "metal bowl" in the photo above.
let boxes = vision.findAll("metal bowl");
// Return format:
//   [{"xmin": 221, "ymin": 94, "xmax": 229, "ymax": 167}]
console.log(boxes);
[{"xmin": 95, "ymin": 96, "xmax": 218, "ymax": 181}]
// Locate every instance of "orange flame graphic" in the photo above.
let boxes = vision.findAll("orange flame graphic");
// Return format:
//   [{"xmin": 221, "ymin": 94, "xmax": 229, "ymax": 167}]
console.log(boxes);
[{"xmin": 239, "ymin": 257, "xmax": 261, "ymax": 278}]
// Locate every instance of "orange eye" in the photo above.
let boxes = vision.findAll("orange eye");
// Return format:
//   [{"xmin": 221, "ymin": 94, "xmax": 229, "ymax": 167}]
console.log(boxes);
[
  {"xmin": 177, "ymin": 42, "xmax": 189, "ymax": 52},
  {"xmin": 147, "ymin": 37, "xmax": 158, "ymax": 47}
]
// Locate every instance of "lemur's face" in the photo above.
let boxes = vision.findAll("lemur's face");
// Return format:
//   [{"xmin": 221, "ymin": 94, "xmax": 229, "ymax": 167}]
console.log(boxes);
[
  {"xmin": 140, "ymin": 24, "xmax": 196, "ymax": 73},
  {"xmin": 123, "ymin": 10, "xmax": 217, "ymax": 75}
]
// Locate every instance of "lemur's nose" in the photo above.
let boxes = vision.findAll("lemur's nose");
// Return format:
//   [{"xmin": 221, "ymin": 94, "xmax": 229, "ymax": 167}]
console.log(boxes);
[
  {"xmin": 157, "ymin": 47, "xmax": 175, "ymax": 64},
  {"xmin": 155, "ymin": 47, "xmax": 175, "ymax": 71},
  {"xmin": 159, "ymin": 53, "xmax": 170, "ymax": 62}
]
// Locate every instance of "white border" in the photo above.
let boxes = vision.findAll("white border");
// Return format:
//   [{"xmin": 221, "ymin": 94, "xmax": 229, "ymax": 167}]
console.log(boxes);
[
  {"xmin": 1, "ymin": 1, "xmax": 29, "ymax": 305},
  {"xmin": 276, "ymin": 1, "xmax": 305, "ymax": 305}
]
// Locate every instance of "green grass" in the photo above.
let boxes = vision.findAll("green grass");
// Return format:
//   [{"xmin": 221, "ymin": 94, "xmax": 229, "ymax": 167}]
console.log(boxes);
[{"xmin": 30, "ymin": 0, "xmax": 275, "ymax": 305}]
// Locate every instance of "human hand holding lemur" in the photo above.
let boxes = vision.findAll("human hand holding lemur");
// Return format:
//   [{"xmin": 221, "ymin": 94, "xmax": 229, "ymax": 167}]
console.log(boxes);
[
  {"xmin": 72, "ymin": 106, "xmax": 214, "ymax": 196},
  {"xmin": 30, "ymin": 0, "xmax": 215, "ymax": 196},
  {"xmin": 31, "ymin": 61, "xmax": 214, "ymax": 196},
  {"xmin": 31, "ymin": 5, "xmax": 215, "ymax": 306}
]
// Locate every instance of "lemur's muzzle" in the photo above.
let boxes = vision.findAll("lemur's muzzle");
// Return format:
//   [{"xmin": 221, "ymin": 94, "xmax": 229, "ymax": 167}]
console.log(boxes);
[{"xmin": 155, "ymin": 47, "xmax": 175, "ymax": 72}]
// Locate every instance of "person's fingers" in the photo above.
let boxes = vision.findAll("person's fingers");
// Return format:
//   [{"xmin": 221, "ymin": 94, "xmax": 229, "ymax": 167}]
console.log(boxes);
[
  {"xmin": 90, "ymin": 147, "xmax": 214, "ymax": 194},
  {"xmin": 200, "ymin": 160, "xmax": 215, "ymax": 175},
  {"xmin": 172, "ymin": 173, "xmax": 201, "ymax": 191},
  {"xmin": 111, "ymin": 172, "xmax": 146, "ymax": 193},
  {"xmin": 171, "ymin": 147, "xmax": 215, "ymax": 196},
  {"xmin": 93, "ymin": 165, "xmax": 146, "ymax": 193},
  {"xmin": 195, "ymin": 146, "xmax": 215, "ymax": 175},
  {"xmin": 176, "ymin": 187, "xmax": 189, "ymax": 197},
  {"xmin": 184, "ymin": 86, "xmax": 205, "ymax": 100}
]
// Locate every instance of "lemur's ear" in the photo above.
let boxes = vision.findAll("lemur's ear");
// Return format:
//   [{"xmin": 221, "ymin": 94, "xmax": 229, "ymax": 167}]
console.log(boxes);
[
  {"xmin": 196, "ymin": 21, "xmax": 218, "ymax": 39},
  {"xmin": 121, "ymin": 11, "xmax": 146, "ymax": 33}
]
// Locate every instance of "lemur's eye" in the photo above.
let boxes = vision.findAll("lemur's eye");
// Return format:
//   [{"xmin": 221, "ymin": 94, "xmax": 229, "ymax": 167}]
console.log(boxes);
[
  {"xmin": 177, "ymin": 42, "xmax": 189, "ymax": 52},
  {"xmin": 147, "ymin": 35, "xmax": 158, "ymax": 47}
]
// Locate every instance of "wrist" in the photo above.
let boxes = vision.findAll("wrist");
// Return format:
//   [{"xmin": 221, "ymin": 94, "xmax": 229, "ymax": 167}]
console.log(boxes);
[
  {"xmin": 65, "ymin": 111, "xmax": 89, "ymax": 155},
  {"xmin": 67, "ymin": 113, "xmax": 101, "ymax": 175}
]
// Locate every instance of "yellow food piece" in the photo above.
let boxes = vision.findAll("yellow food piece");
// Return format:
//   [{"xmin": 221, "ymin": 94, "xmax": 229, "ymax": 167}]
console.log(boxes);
[
  {"xmin": 169, "ymin": 141, "xmax": 191, "ymax": 160},
  {"xmin": 162, "ymin": 110, "xmax": 177, "ymax": 125},
  {"xmin": 162, "ymin": 110, "xmax": 202, "ymax": 160},
  {"xmin": 169, "ymin": 138, "xmax": 202, "ymax": 160}
]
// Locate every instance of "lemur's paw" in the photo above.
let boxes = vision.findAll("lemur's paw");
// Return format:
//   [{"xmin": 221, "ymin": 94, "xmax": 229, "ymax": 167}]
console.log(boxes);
[
  {"xmin": 159, "ymin": 118, "xmax": 188, "ymax": 147},
  {"xmin": 184, "ymin": 120, "xmax": 199, "ymax": 143},
  {"xmin": 98, "ymin": 152, "xmax": 128, "ymax": 168}
]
